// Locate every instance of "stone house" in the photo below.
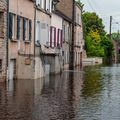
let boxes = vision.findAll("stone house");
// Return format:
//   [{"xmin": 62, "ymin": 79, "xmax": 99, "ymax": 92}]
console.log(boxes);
[
  {"xmin": 8, "ymin": 0, "xmax": 35, "ymax": 80},
  {"xmin": 0, "ymin": 0, "xmax": 7, "ymax": 82},
  {"xmin": 74, "ymin": 2, "xmax": 84, "ymax": 66},
  {"xmin": 35, "ymin": 0, "xmax": 64, "ymax": 78},
  {"xmin": 56, "ymin": 0, "xmax": 73, "ymax": 69}
]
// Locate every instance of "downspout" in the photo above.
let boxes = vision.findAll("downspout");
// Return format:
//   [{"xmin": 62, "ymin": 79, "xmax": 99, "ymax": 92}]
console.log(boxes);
[
  {"xmin": 34, "ymin": 0, "xmax": 36, "ymax": 78},
  {"xmin": 6, "ymin": 0, "xmax": 9, "ymax": 81},
  {"xmin": 69, "ymin": 0, "xmax": 75, "ymax": 70}
]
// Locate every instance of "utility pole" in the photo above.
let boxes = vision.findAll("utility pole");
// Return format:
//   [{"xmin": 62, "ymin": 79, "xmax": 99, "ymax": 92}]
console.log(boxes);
[
  {"xmin": 109, "ymin": 16, "xmax": 112, "ymax": 40},
  {"xmin": 69, "ymin": 0, "xmax": 75, "ymax": 70}
]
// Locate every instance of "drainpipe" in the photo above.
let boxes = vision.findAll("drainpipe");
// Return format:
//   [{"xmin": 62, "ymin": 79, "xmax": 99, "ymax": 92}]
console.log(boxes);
[
  {"xmin": 34, "ymin": 0, "xmax": 36, "ymax": 78},
  {"xmin": 34, "ymin": 1, "xmax": 36, "ymax": 57},
  {"xmin": 6, "ymin": 0, "xmax": 9, "ymax": 81},
  {"xmin": 69, "ymin": 0, "xmax": 75, "ymax": 70}
]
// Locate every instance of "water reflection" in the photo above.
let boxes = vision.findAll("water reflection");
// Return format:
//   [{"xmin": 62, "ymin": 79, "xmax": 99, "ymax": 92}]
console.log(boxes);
[
  {"xmin": 82, "ymin": 66, "xmax": 103, "ymax": 97},
  {"xmin": 0, "ymin": 65, "xmax": 120, "ymax": 120}
]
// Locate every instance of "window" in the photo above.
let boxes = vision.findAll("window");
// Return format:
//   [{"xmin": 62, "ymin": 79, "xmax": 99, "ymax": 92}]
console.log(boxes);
[
  {"xmin": 57, "ymin": 29, "xmax": 63, "ymax": 48},
  {"xmin": 9, "ymin": 13, "xmax": 16, "ymax": 39},
  {"xmin": 36, "ymin": 21, "xmax": 41, "ymax": 42},
  {"xmin": 36, "ymin": 0, "xmax": 52, "ymax": 12},
  {"xmin": 0, "ymin": 59, "xmax": 2, "ymax": 71},
  {"xmin": 22, "ymin": 18, "xmax": 32, "ymax": 41},
  {"xmin": 50, "ymin": 26, "xmax": 56, "ymax": 47}
]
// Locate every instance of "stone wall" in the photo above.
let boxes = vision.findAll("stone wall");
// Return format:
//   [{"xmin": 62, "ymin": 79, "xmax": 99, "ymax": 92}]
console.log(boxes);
[
  {"xmin": 56, "ymin": 0, "xmax": 73, "ymax": 19},
  {"xmin": 0, "ymin": 0, "xmax": 7, "ymax": 82}
]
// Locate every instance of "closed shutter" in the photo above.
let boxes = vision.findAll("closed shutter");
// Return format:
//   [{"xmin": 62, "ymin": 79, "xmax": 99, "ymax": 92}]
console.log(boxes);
[
  {"xmin": 50, "ymin": 26, "xmax": 52, "ymax": 47},
  {"xmin": 54, "ymin": 27, "xmax": 56, "ymax": 47},
  {"xmin": 60, "ymin": 30, "xmax": 63, "ymax": 47},
  {"xmin": 9, "ymin": 12, "xmax": 13, "ymax": 39},
  {"xmin": 46, "ymin": 0, "xmax": 50, "ymax": 11},
  {"xmin": 41, "ymin": 23, "xmax": 47, "ymax": 45},
  {"xmin": 17, "ymin": 15, "xmax": 20, "ymax": 40},
  {"xmin": 36, "ymin": 0, "xmax": 40, "ymax": 6},
  {"xmin": 23, "ymin": 17, "xmax": 26, "ymax": 40},
  {"xmin": 46, "ymin": 24, "xmax": 49, "ymax": 45},
  {"xmin": 36, "ymin": 21, "xmax": 40, "ymax": 42},
  {"xmin": 29, "ymin": 20, "xmax": 32, "ymax": 41},
  {"xmin": 57, "ymin": 29, "xmax": 59, "ymax": 47}
]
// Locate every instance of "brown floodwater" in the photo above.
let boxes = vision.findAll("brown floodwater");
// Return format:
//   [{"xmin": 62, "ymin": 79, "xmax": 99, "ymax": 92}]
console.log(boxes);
[{"xmin": 0, "ymin": 64, "xmax": 120, "ymax": 120}]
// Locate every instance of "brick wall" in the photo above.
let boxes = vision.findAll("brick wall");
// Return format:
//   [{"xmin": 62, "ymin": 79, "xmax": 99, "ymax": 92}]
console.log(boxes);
[
  {"xmin": 56, "ymin": 0, "xmax": 73, "ymax": 19},
  {"xmin": 0, "ymin": 0, "xmax": 7, "ymax": 82}
]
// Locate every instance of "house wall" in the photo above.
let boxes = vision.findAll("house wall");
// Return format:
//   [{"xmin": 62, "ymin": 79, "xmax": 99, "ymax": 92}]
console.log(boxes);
[
  {"xmin": 35, "ymin": 7, "xmax": 51, "ymax": 79},
  {"xmin": 51, "ymin": 14, "xmax": 62, "ymax": 29},
  {"xmin": 56, "ymin": 0, "xmax": 73, "ymax": 19},
  {"xmin": 0, "ymin": 0, "xmax": 7, "ymax": 82},
  {"xmin": 74, "ymin": 4, "xmax": 85, "ymax": 66},
  {"xmin": 9, "ymin": 0, "xmax": 34, "ymax": 80},
  {"xmin": 62, "ymin": 20, "xmax": 72, "ymax": 69}
]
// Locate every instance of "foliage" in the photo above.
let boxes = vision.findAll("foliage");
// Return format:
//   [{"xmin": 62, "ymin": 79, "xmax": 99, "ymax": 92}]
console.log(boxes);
[
  {"xmin": 112, "ymin": 32, "xmax": 120, "ymax": 41},
  {"xmin": 82, "ymin": 12, "xmax": 113, "ymax": 57}
]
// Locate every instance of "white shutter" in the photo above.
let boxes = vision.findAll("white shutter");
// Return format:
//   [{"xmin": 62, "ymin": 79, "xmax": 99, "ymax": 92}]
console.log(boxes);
[
  {"xmin": 36, "ymin": 0, "xmax": 40, "ymax": 6},
  {"xmin": 46, "ymin": 25, "xmax": 49, "ymax": 45},
  {"xmin": 40, "ymin": 23, "xmax": 48, "ymax": 45},
  {"xmin": 49, "ymin": 0, "xmax": 52, "ymax": 12},
  {"xmin": 52, "ymin": 27, "xmax": 54, "ymax": 47},
  {"xmin": 36, "ymin": 21, "xmax": 40, "ymax": 42},
  {"xmin": 41, "ymin": 0, "xmax": 45, "ymax": 9},
  {"xmin": 46, "ymin": 0, "xmax": 50, "ymax": 11}
]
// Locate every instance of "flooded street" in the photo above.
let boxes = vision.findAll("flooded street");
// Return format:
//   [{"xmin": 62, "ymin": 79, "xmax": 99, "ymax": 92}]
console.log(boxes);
[{"xmin": 0, "ymin": 64, "xmax": 120, "ymax": 120}]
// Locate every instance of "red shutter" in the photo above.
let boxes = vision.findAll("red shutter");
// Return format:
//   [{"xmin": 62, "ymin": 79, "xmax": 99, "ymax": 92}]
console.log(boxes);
[
  {"xmin": 54, "ymin": 27, "xmax": 56, "ymax": 47},
  {"xmin": 57, "ymin": 29, "xmax": 59, "ymax": 47},
  {"xmin": 60, "ymin": 30, "xmax": 63, "ymax": 47},
  {"xmin": 50, "ymin": 26, "xmax": 52, "ymax": 47}
]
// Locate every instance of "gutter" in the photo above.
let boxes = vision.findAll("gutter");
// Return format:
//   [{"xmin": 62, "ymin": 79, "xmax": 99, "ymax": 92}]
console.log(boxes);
[
  {"xmin": 6, "ymin": 0, "xmax": 9, "ymax": 81},
  {"xmin": 69, "ymin": 0, "xmax": 75, "ymax": 70},
  {"xmin": 34, "ymin": 2, "xmax": 36, "ymax": 58}
]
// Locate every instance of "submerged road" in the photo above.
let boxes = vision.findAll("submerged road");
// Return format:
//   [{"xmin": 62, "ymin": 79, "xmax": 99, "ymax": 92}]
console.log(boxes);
[{"xmin": 0, "ymin": 64, "xmax": 120, "ymax": 120}]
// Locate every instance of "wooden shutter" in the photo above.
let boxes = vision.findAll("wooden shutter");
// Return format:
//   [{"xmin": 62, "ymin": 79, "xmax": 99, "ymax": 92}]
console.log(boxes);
[
  {"xmin": 29, "ymin": 20, "xmax": 32, "ymax": 41},
  {"xmin": 23, "ymin": 17, "xmax": 26, "ymax": 40},
  {"xmin": 17, "ymin": 15, "xmax": 20, "ymax": 40},
  {"xmin": 57, "ymin": 29, "xmax": 59, "ymax": 47},
  {"xmin": 50, "ymin": 26, "xmax": 52, "ymax": 47},
  {"xmin": 9, "ymin": 12, "xmax": 13, "ymax": 39},
  {"xmin": 60, "ymin": 30, "xmax": 63, "ymax": 47},
  {"xmin": 54, "ymin": 27, "xmax": 56, "ymax": 47}
]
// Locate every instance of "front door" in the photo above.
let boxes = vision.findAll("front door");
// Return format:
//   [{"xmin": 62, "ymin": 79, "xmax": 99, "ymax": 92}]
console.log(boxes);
[{"xmin": 9, "ymin": 59, "xmax": 16, "ymax": 80}]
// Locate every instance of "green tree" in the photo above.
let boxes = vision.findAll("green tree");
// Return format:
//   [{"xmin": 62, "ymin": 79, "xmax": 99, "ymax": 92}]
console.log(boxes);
[{"xmin": 82, "ymin": 12, "xmax": 113, "ymax": 57}]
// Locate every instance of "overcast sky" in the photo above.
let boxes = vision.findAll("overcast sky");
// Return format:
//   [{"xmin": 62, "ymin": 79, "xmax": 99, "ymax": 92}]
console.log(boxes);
[{"xmin": 80, "ymin": 0, "xmax": 120, "ymax": 33}]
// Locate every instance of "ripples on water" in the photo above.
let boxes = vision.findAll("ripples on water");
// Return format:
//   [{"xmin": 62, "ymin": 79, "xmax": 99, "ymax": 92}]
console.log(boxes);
[{"xmin": 0, "ymin": 64, "xmax": 120, "ymax": 120}]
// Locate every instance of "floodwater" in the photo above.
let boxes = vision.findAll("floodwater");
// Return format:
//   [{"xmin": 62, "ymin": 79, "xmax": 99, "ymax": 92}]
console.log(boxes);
[{"xmin": 0, "ymin": 64, "xmax": 120, "ymax": 120}]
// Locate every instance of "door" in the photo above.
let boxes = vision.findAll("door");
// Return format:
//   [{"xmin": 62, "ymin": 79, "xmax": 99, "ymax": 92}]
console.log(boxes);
[{"xmin": 9, "ymin": 59, "xmax": 16, "ymax": 80}]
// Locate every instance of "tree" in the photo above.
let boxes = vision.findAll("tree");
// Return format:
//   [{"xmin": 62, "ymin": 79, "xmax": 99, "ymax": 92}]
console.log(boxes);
[{"xmin": 82, "ymin": 12, "xmax": 113, "ymax": 57}]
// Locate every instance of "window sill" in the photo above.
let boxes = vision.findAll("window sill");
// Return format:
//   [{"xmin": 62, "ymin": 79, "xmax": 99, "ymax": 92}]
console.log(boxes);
[
  {"xmin": 24, "ymin": 40, "xmax": 30, "ymax": 44},
  {"xmin": 10, "ymin": 39, "xmax": 18, "ymax": 42}
]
